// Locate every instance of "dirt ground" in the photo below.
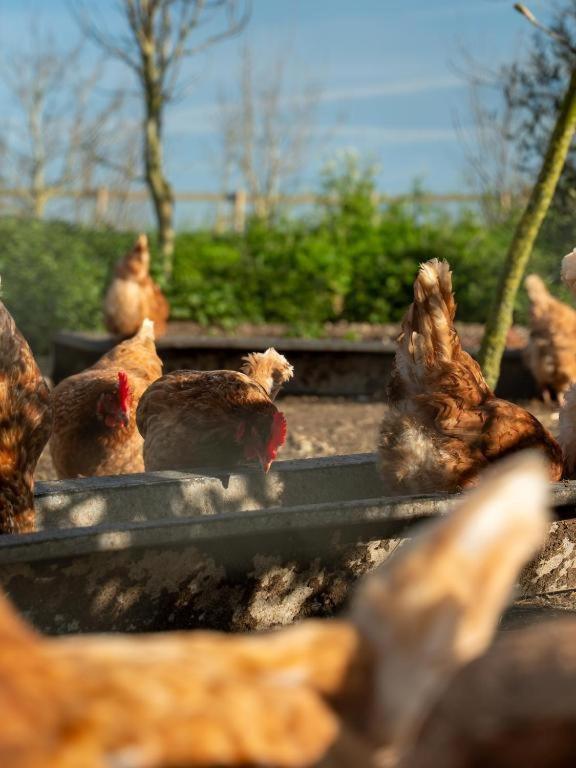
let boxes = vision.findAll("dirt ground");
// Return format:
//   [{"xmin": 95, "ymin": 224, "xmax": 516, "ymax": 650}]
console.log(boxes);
[{"xmin": 35, "ymin": 395, "xmax": 559, "ymax": 481}]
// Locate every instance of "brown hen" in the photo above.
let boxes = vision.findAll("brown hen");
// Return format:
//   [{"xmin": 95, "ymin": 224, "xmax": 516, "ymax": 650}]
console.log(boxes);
[
  {"xmin": 523, "ymin": 273, "xmax": 576, "ymax": 405},
  {"xmin": 0, "ymin": 451, "xmax": 551, "ymax": 768},
  {"xmin": 0, "ymin": 293, "xmax": 51, "ymax": 533},
  {"xmin": 50, "ymin": 319, "xmax": 162, "ymax": 478},
  {"xmin": 103, "ymin": 234, "xmax": 170, "ymax": 337},
  {"xmin": 557, "ymin": 249, "xmax": 576, "ymax": 477},
  {"xmin": 378, "ymin": 259, "xmax": 563, "ymax": 493},
  {"xmin": 136, "ymin": 347, "xmax": 294, "ymax": 472},
  {"xmin": 402, "ymin": 620, "xmax": 576, "ymax": 768}
]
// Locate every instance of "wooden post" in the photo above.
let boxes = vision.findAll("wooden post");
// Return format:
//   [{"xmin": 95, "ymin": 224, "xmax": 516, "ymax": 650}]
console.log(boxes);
[
  {"xmin": 95, "ymin": 186, "xmax": 110, "ymax": 224},
  {"xmin": 232, "ymin": 188, "xmax": 247, "ymax": 233}
]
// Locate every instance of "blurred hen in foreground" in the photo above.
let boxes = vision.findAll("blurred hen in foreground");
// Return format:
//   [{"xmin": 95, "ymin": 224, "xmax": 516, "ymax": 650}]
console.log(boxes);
[
  {"xmin": 50, "ymin": 319, "xmax": 162, "ymax": 478},
  {"xmin": 524, "ymin": 273, "xmax": 576, "ymax": 405},
  {"xmin": 557, "ymin": 248, "xmax": 576, "ymax": 477},
  {"xmin": 0, "ymin": 451, "xmax": 550, "ymax": 766},
  {"xmin": 379, "ymin": 259, "xmax": 563, "ymax": 493},
  {"xmin": 0, "ymin": 286, "xmax": 51, "ymax": 533},
  {"xmin": 104, "ymin": 234, "xmax": 170, "ymax": 338},
  {"xmin": 136, "ymin": 347, "xmax": 293, "ymax": 472}
]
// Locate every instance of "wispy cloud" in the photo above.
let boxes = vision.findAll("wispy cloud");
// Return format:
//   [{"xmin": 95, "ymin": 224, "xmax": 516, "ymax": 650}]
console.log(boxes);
[
  {"xmin": 167, "ymin": 118, "xmax": 459, "ymax": 145},
  {"xmin": 319, "ymin": 76, "xmax": 463, "ymax": 104},
  {"xmin": 316, "ymin": 125, "xmax": 458, "ymax": 144},
  {"xmin": 167, "ymin": 75, "xmax": 464, "ymax": 135}
]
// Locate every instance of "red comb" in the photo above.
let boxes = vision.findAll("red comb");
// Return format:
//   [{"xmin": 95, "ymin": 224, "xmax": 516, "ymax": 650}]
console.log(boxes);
[
  {"xmin": 267, "ymin": 411, "xmax": 287, "ymax": 461},
  {"xmin": 117, "ymin": 371, "xmax": 131, "ymax": 413}
]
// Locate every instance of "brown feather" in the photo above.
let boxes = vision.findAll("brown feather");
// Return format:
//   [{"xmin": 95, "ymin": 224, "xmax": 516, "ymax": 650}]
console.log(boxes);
[
  {"xmin": 103, "ymin": 234, "xmax": 170, "ymax": 337},
  {"xmin": 379, "ymin": 260, "xmax": 563, "ymax": 493},
  {"xmin": 50, "ymin": 321, "xmax": 162, "ymax": 478},
  {"xmin": 136, "ymin": 349, "xmax": 293, "ymax": 472},
  {"xmin": 402, "ymin": 621, "xmax": 576, "ymax": 768},
  {"xmin": 0, "ymin": 584, "xmax": 358, "ymax": 768},
  {"xmin": 0, "ymin": 451, "xmax": 549, "ymax": 767},
  {"xmin": 0, "ymin": 297, "xmax": 51, "ymax": 533},
  {"xmin": 523, "ymin": 274, "xmax": 576, "ymax": 403}
]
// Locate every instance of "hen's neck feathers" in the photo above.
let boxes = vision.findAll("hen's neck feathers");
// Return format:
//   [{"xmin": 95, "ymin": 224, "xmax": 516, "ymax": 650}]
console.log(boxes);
[{"xmin": 240, "ymin": 348, "xmax": 294, "ymax": 400}]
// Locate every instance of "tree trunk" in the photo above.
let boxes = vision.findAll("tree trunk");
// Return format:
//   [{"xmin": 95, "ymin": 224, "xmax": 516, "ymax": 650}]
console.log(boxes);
[
  {"xmin": 478, "ymin": 66, "xmax": 576, "ymax": 390},
  {"xmin": 31, "ymin": 190, "xmax": 47, "ymax": 218},
  {"xmin": 30, "ymin": 92, "xmax": 47, "ymax": 219},
  {"xmin": 145, "ymin": 110, "xmax": 175, "ymax": 279}
]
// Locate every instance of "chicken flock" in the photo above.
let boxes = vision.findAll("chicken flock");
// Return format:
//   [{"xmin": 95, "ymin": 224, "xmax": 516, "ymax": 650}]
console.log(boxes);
[
  {"xmin": 5, "ymin": 234, "xmax": 573, "ymax": 532},
  {"xmin": 2, "ymin": 235, "xmax": 576, "ymax": 764},
  {"xmin": 2, "ymin": 234, "xmax": 576, "ymax": 525}
]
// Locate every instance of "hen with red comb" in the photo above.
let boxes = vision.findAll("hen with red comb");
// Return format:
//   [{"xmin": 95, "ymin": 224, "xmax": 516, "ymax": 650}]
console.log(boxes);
[
  {"xmin": 50, "ymin": 319, "xmax": 162, "ymax": 478},
  {"xmin": 136, "ymin": 347, "xmax": 293, "ymax": 473},
  {"xmin": 117, "ymin": 371, "xmax": 132, "ymax": 416}
]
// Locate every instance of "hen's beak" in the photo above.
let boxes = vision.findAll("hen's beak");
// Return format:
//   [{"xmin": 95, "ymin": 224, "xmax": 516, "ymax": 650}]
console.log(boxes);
[
  {"xmin": 120, "ymin": 410, "xmax": 130, "ymax": 428},
  {"xmin": 260, "ymin": 459, "xmax": 272, "ymax": 474}
]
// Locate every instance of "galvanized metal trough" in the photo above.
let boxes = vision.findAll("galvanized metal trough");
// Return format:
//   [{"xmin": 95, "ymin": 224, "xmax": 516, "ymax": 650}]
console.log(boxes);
[
  {"xmin": 52, "ymin": 332, "xmax": 537, "ymax": 400},
  {"xmin": 2, "ymin": 453, "xmax": 576, "ymax": 636}
]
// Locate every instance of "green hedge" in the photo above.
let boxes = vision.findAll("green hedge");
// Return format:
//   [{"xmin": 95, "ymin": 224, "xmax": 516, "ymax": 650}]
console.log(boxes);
[
  {"xmin": 0, "ymin": 219, "xmax": 131, "ymax": 354},
  {"xmin": 0, "ymin": 174, "xmax": 569, "ymax": 354}
]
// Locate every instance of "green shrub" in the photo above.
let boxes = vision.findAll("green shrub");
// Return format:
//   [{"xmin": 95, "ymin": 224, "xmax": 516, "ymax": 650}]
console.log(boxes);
[
  {"xmin": 0, "ymin": 218, "xmax": 133, "ymax": 353},
  {"xmin": 0, "ymin": 160, "xmax": 571, "ymax": 354}
]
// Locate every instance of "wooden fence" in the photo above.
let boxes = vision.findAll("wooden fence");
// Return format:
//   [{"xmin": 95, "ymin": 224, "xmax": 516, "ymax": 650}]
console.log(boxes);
[{"xmin": 0, "ymin": 186, "xmax": 514, "ymax": 232}]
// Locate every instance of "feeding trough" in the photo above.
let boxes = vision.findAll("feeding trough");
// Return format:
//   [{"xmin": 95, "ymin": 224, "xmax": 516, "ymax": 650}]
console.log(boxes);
[
  {"xmin": 1, "ymin": 453, "xmax": 576, "ymax": 635},
  {"xmin": 52, "ymin": 332, "xmax": 538, "ymax": 400}
]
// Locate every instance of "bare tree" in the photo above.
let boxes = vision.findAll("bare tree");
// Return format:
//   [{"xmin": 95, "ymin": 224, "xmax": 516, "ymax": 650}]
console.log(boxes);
[
  {"xmin": 76, "ymin": 0, "xmax": 251, "ymax": 277},
  {"xmin": 455, "ymin": 72, "xmax": 526, "ymax": 226},
  {"xmin": 1, "ymin": 26, "xmax": 134, "ymax": 220},
  {"xmin": 216, "ymin": 46, "xmax": 319, "ymax": 221}
]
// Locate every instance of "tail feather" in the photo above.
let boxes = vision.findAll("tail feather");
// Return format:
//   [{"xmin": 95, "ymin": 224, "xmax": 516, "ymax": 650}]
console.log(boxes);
[
  {"xmin": 395, "ymin": 259, "xmax": 461, "ymax": 385},
  {"xmin": 115, "ymin": 233, "xmax": 150, "ymax": 279},
  {"xmin": 135, "ymin": 318, "xmax": 155, "ymax": 341},
  {"xmin": 562, "ymin": 248, "xmax": 576, "ymax": 297},
  {"xmin": 93, "ymin": 316, "xmax": 161, "ymax": 376},
  {"xmin": 525, "ymin": 274, "xmax": 551, "ymax": 307},
  {"xmin": 351, "ymin": 450, "xmax": 550, "ymax": 752},
  {"xmin": 127, "ymin": 233, "xmax": 149, "ymax": 262}
]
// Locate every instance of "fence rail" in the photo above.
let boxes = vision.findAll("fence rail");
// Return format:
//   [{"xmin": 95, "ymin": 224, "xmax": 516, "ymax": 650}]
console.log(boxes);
[{"xmin": 0, "ymin": 186, "xmax": 517, "ymax": 232}]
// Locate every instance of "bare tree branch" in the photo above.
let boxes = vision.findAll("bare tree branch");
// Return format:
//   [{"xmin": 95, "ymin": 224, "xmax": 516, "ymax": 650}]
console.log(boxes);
[
  {"xmin": 0, "ymin": 21, "xmax": 138, "ymax": 222},
  {"xmin": 73, "ymin": 0, "xmax": 251, "ymax": 276},
  {"xmin": 216, "ymin": 45, "xmax": 320, "ymax": 221}
]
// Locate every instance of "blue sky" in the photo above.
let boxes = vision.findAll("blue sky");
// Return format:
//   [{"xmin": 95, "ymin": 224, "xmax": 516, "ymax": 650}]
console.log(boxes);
[{"xmin": 0, "ymin": 0, "xmax": 550, "ymax": 217}]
